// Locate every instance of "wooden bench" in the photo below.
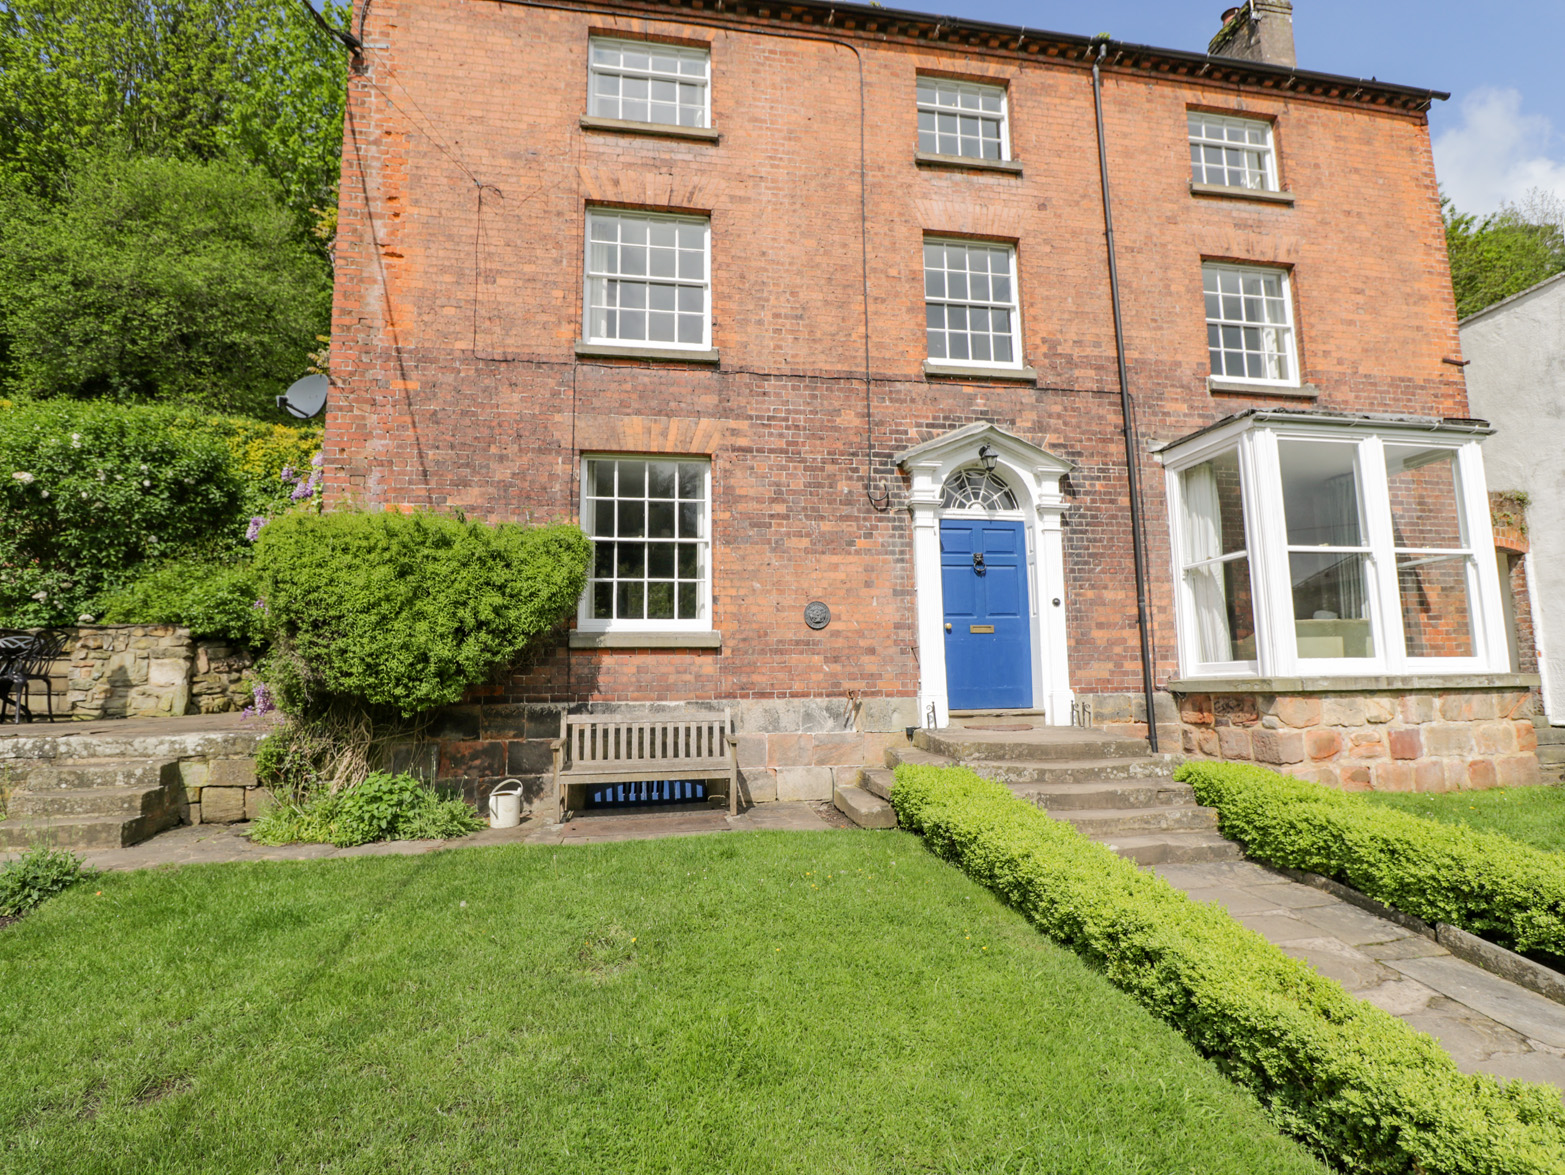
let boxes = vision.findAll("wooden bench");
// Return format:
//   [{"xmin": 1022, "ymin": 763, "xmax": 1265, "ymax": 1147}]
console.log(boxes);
[{"xmin": 551, "ymin": 709, "xmax": 739, "ymax": 820}]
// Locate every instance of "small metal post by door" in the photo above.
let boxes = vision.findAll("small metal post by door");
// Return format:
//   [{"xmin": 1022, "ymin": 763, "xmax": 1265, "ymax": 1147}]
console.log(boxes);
[{"xmin": 940, "ymin": 520, "xmax": 1033, "ymax": 709}]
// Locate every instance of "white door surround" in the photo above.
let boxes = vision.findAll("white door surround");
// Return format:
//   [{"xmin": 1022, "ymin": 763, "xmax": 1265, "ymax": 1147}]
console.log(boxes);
[{"xmin": 895, "ymin": 422, "xmax": 1075, "ymax": 728}]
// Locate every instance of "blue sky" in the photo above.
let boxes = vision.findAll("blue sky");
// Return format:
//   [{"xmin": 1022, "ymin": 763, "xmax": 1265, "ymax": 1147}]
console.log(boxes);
[{"xmin": 889, "ymin": 0, "xmax": 1565, "ymax": 216}]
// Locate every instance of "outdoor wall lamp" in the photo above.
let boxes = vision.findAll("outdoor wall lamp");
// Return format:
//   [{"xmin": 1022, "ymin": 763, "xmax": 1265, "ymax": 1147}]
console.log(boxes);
[{"xmin": 977, "ymin": 443, "xmax": 998, "ymax": 472}]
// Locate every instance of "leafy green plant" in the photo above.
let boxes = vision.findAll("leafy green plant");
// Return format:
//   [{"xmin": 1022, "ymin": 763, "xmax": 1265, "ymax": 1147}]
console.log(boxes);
[
  {"xmin": 0, "ymin": 844, "xmax": 94, "ymax": 919},
  {"xmin": 1176, "ymin": 761, "xmax": 1565, "ymax": 960},
  {"xmin": 249, "ymin": 771, "xmax": 483, "ymax": 847},
  {"xmin": 0, "ymin": 153, "xmax": 329, "ymax": 416},
  {"xmin": 96, "ymin": 558, "xmax": 264, "ymax": 644},
  {"xmin": 891, "ymin": 761, "xmax": 1565, "ymax": 1175},
  {"xmin": 252, "ymin": 509, "xmax": 592, "ymax": 717},
  {"xmin": 0, "ymin": 399, "xmax": 244, "ymax": 624}
]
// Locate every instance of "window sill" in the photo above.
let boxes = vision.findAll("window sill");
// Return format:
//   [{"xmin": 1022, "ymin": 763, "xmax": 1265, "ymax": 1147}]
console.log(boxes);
[
  {"xmin": 575, "ymin": 341, "xmax": 720, "ymax": 364},
  {"xmin": 924, "ymin": 360, "xmax": 1038, "ymax": 384},
  {"xmin": 579, "ymin": 115, "xmax": 721, "ymax": 143},
  {"xmin": 914, "ymin": 151, "xmax": 1023, "ymax": 176},
  {"xmin": 1189, "ymin": 181, "xmax": 1295, "ymax": 206},
  {"xmin": 1167, "ymin": 673, "xmax": 1539, "ymax": 694},
  {"xmin": 1208, "ymin": 376, "xmax": 1317, "ymax": 399},
  {"xmin": 570, "ymin": 630, "xmax": 722, "ymax": 649}
]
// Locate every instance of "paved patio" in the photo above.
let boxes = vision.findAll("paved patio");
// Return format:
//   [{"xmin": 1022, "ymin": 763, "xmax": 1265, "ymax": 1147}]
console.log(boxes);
[{"xmin": 1155, "ymin": 859, "xmax": 1565, "ymax": 1093}]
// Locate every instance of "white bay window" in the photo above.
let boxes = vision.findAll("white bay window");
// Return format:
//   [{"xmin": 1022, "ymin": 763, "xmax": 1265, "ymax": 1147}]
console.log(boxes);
[{"xmin": 1162, "ymin": 412, "xmax": 1505, "ymax": 679}]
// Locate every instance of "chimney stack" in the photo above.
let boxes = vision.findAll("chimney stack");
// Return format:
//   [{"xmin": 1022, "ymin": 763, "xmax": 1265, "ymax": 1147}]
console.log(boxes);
[{"xmin": 1209, "ymin": 0, "xmax": 1296, "ymax": 69}]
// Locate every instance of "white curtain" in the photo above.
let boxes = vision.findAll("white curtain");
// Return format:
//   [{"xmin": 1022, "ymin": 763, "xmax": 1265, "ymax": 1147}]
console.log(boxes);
[
  {"xmin": 1184, "ymin": 463, "xmax": 1232, "ymax": 663},
  {"xmin": 1326, "ymin": 473, "xmax": 1367, "ymax": 618}
]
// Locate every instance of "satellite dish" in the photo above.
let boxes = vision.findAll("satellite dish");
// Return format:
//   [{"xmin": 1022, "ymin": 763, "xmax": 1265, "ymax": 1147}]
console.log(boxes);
[{"xmin": 277, "ymin": 374, "xmax": 329, "ymax": 419}]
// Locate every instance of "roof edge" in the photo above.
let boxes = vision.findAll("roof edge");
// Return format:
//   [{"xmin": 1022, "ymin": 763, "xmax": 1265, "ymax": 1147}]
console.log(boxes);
[
  {"xmin": 497, "ymin": 0, "xmax": 1448, "ymax": 111},
  {"xmin": 1458, "ymin": 269, "xmax": 1565, "ymax": 329}
]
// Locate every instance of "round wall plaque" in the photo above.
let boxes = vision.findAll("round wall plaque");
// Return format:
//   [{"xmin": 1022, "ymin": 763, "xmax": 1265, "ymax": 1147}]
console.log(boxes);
[{"xmin": 803, "ymin": 601, "xmax": 831, "ymax": 630}]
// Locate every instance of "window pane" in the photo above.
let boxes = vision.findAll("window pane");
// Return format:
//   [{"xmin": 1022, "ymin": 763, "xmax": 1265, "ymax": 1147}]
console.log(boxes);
[
  {"xmin": 677, "ymin": 581, "xmax": 700, "ymax": 620},
  {"xmin": 593, "ymin": 582, "xmax": 613, "ymax": 619},
  {"xmin": 593, "ymin": 542, "xmax": 614, "ymax": 579},
  {"xmin": 593, "ymin": 500, "xmax": 614, "ymax": 537},
  {"xmin": 1186, "ymin": 557, "xmax": 1256, "ymax": 663},
  {"xmin": 1278, "ymin": 440, "xmax": 1362, "ymax": 547},
  {"xmin": 647, "ymin": 581, "xmax": 675, "ymax": 619},
  {"xmin": 1397, "ymin": 553, "xmax": 1476, "ymax": 658},
  {"xmin": 678, "ymin": 463, "xmax": 703, "ymax": 499},
  {"xmin": 618, "ymin": 500, "xmax": 645, "ymax": 537},
  {"xmin": 1384, "ymin": 446, "xmax": 1465, "ymax": 550},
  {"xmin": 616, "ymin": 542, "xmax": 645, "ymax": 578},
  {"xmin": 648, "ymin": 500, "xmax": 676, "ymax": 538},
  {"xmin": 648, "ymin": 461, "xmax": 677, "ymax": 498},
  {"xmin": 648, "ymin": 544, "xmax": 675, "ymax": 578},
  {"xmin": 1291, "ymin": 552, "xmax": 1375, "ymax": 659}
]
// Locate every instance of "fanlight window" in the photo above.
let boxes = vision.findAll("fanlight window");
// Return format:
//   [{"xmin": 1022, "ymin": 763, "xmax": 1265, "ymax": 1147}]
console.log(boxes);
[{"xmin": 942, "ymin": 468, "xmax": 1018, "ymax": 510}]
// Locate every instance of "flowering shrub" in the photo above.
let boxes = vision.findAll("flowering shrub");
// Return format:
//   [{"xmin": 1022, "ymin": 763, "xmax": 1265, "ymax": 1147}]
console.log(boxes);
[
  {"xmin": 0, "ymin": 401, "xmax": 320, "ymax": 627},
  {"xmin": 0, "ymin": 400, "xmax": 243, "ymax": 624}
]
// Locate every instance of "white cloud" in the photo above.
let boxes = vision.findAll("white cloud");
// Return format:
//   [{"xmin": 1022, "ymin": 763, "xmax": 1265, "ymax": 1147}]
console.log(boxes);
[{"xmin": 1433, "ymin": 87, "xmax": 1565, "ymax": 216}]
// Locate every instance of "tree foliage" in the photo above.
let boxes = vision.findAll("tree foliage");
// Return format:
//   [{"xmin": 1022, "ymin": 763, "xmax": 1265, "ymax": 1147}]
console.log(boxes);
[
  {"xmin": 0, "ymin": 154, "xmax": 330, "ymax": 415},
  {"xmin": 1445, "ymin": 190, "xmax": 1565, "ymax": 319},
  {"xmin": 0, "ymin": 0, "xmax": 351, "ymax": 232}
]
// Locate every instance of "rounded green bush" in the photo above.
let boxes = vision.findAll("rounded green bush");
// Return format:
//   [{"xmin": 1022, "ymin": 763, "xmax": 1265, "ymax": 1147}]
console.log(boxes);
[{"xmin": 252, "ymin": 508, "xmax": 592, "ymax": 715}]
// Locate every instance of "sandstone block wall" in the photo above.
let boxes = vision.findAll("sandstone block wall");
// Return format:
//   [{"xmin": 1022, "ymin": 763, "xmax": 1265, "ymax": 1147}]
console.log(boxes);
[
  {"xmin": 17, "ymin": 626, "xmax": 256, "ymax": 720},
  {"xmin": 394, "ymin": 696, "xmax": 920, "ymax": 813},
  {"xmin": 1175, "ymin": 687, "xmax": 1541, "ymax": 791}
]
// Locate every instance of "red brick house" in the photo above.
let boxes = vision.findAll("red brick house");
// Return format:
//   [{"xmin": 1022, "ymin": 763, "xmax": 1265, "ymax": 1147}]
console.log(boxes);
[{"xmin": 326, "ymin": 0, "xmax": 1539, "ymax": 807}]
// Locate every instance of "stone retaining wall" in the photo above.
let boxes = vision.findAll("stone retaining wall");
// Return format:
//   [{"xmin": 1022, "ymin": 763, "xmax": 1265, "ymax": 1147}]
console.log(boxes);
[
  {"xmin": 396, "ymin": 697, "xmax": 921, "ymax": 813},
  {"xmin": 20, "ymin": 626, "xmax": 255, "ymax": 720},
  {"xmin": 1173, "ymin": 681, "xmax": 1541, "ymax": 791}
]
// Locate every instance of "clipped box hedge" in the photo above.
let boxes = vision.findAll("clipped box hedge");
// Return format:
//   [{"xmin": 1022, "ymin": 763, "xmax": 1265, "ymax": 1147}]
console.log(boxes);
[
  {"xmin": 891, "ymin": 762, "xmax": 1565, "ymax": 1175},
  {"xmin": 1176, "ymin": 761, "xmax": 1565, "ymax": 961}
]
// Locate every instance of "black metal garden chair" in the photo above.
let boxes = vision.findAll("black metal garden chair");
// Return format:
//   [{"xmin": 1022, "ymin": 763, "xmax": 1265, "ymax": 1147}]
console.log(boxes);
[{"xmin": 0, "ymin": 629, "xmax": 66, "ymax": 723}]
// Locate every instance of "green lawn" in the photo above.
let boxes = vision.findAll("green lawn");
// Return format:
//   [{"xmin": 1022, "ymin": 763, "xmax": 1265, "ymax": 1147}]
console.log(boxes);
[
  {"xmin": 0, "ymin": 831, "xmax": 1327, "ymax": 1175},
  {"xmin": 1363, "ymin": 783, "xmax": 1565, "ymax": 853}
]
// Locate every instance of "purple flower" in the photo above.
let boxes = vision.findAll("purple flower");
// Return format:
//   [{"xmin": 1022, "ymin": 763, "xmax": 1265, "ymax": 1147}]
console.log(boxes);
[
  {"xmin": 240, "ymin": 682, "xmax": 275, "ymax": 721},
  {"xmin": 245, "ymin": 515, "xmax": 268, "ymax": 542},
  {"xmin": 280, "ymin": 465, "xmax": 297, "ymax": 484},
  {"xmin": 290, "ymin": 479, "xmax": 313, "ymax": 502},
  {"xmin": 310, "ymin": 451, "xmax": 324, "ymax": 468},
  {"xmin": 251, "ymin": 597, "xmax": 267, "ymax": 612}
]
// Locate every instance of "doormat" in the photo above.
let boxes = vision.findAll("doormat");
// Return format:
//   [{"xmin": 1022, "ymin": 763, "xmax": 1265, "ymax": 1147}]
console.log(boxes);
[{"xmin": 963, "ymin": 723, "xmax": 1034, "ymax": 731}]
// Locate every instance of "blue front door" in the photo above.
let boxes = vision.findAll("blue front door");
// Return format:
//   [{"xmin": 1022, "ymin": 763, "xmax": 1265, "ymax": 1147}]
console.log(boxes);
[{"xmin": 941, "ymin": 520, "xmax": 1033, "ymax": 710}]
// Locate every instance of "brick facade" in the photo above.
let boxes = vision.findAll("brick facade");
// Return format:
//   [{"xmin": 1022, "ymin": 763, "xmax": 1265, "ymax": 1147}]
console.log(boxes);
[{"xmin": 327, "ymin": 1, "xmax": 1523, "ymax": 799}]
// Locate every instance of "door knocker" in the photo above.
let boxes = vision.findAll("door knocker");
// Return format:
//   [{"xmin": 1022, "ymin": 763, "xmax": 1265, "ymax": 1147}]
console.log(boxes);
[{"xmin": 972, "ymin": 551, "xmax": 986, "ymax": 575}]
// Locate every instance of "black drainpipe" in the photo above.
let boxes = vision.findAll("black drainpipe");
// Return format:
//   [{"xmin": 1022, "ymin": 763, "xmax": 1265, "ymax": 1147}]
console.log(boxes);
[{"xmin": 1091, "ymin": 37, "xmax": 1160, "ymax": 752}]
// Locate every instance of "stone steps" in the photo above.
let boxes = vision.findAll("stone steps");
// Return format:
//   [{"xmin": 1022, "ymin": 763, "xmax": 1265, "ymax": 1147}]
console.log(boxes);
[
  {"xmin": 891, "ymin": 726, "xmax": 1240, "ymax": 865},
  {"xmin": 1053, "ymin": 805, "xmax": 1219, "ymax": 837},
  {"xmin": 1094, "ymin": 831, "xmax": 1243, "ymax": 865},
  {"xmin": 831, "ymin": 782, "xmax": 897, "ymax": 829},
  {"xmin": 915, "ymin": 728, "xmax": 1153, "ymax": 762},
  {"xmin": 0, "ymin": 811, "xmax": 176, "ymax": 850},
  {"xmin": 957, "ymin": 755, "xmax": 1182, "ymax": 786},
  {"xmin": 1013, "ymin": 779, "xmax": 1199, "ymax": 811},
  {"xmin": 0, "ymin": 758, "xmax": 182, "ymax": 849}
]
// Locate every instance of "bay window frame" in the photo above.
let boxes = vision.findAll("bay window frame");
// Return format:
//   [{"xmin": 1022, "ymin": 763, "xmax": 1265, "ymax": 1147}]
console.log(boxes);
[{"xmin": 1162, "ymin": 416, "xmax": 1506, "ymax": 680}]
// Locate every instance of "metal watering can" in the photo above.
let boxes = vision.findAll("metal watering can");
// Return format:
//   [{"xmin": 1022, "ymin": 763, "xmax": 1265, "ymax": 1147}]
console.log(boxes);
[{"xmin": 488, "ymin": 778, "xmax": 523, "ymax": 829}]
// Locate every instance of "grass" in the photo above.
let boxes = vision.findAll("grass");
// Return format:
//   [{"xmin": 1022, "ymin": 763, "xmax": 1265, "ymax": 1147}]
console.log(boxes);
[
  {"xmin": 0, "ymin": 831, "xmax": 1328, "ymax": 1175},
  {"xmin": 1362, "ymin": 783, "xmax": 1565, "ymax": 854}
]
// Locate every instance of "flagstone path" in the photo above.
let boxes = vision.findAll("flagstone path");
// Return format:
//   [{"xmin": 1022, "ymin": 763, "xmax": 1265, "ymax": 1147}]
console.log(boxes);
[{"xmin": 1155, "ymin": 858, "xmax": 1565, "ymax": 1094}]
